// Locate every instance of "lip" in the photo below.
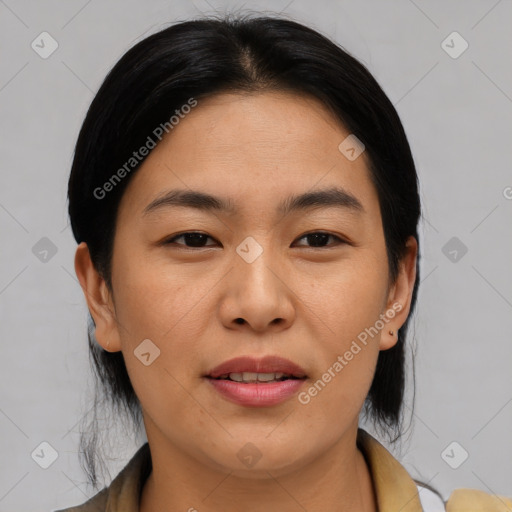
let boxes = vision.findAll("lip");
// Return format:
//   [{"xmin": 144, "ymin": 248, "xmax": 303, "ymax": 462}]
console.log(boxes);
[
  {"xmin": 206, "ymin": 355, "xmax": 307, "ymax": 379},
  {"xmin": 204, "ymin": 355, "xmax": 307, "ymax": 408},
  {"xmin": 206, "ymin": 378, "xmax": 306, "ymax": 407}
]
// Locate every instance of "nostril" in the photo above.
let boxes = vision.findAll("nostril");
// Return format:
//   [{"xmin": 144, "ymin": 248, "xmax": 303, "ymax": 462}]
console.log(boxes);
[{"xmin": 234, "ymin": 318, "xmax": 245, "ymax": 325}]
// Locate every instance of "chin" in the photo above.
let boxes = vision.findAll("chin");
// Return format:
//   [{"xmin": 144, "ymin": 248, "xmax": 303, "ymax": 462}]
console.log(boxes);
[{"xmin": 205, "ymin": 443, "xmax": 308, "ymax": 479}]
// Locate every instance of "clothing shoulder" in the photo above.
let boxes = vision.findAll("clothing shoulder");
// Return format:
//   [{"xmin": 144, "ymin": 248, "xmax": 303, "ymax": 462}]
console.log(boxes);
[
  {"xmin": 416, "ymin": 483, "xmax": 512, "ymax": 512},
  {"xmin": 445, "ymin": 488, "xmax": 512, "ymax": 511},
  {"xmin": 53, "ymin": 442, "xmax": 151, "ymax": 512},
  {"xmin": 53, "ymin": 487, "xmax": 108, "ymax": 512}
]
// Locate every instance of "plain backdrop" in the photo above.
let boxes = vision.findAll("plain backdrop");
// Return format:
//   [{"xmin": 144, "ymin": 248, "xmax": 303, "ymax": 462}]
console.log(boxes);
[{"xmin": 1, "ymin": 0, "xmax": 511, "ymax": 510}]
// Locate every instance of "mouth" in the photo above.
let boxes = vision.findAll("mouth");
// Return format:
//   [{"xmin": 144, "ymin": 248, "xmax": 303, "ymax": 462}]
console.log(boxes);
[
  {"xmin": 204, "ymin": 355, "xmax": 308, "ymax": 407},
  {"xmin": 205, "ymin": 355, "xmax": 308, "ymax": 381},
  {"xmin": 208, "ymin": 371, "xmax": 306, "ymax": 383}
]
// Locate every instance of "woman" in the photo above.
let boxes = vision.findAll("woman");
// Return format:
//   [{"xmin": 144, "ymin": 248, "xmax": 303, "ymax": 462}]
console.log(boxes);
[{"xmin": 58, "ymin": 14, "xmax": 511, "ymax": 512}]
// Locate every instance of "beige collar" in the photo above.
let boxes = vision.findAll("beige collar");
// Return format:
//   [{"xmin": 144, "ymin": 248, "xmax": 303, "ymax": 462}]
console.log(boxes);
[{"xmin": 357, "ymin": 428, "xmax": 423, "ymax": 511}]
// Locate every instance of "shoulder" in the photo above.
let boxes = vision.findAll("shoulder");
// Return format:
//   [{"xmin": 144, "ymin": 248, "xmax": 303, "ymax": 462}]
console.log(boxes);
[
  {"xmin": 445, "ymin": 488, "xmax": 512, "ymax": 511},
  {"xmin": 52, "ymin": 488, "xmax": 108, "ymax": 512},
  {"xmin": 415, "ymin": 483, "xmax": 512, "ymax": 512},
  {"xmin": 53, "ymin": 442, "xmax": 151, "ymax": 512}
]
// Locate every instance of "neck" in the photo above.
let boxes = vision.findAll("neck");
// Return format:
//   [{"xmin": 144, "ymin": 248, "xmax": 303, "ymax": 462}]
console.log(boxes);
[{"xmin": 140, "ymin": 423, "xmax": 377, "ymax": 512}]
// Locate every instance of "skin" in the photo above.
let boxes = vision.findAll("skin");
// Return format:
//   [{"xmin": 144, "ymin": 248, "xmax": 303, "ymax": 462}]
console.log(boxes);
[{"xmin": 75, "ymin": 91, "xmax": 417, "ymax": 512}]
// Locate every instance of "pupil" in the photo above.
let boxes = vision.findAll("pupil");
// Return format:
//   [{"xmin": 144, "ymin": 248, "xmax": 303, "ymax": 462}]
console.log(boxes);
[
  {"xmin": 307, "ymin": 233, "xmax": 329, "ymax": 247},
  {"xmin": 185, "ymin": 233, "xmax": 207, "ymax": 247}
]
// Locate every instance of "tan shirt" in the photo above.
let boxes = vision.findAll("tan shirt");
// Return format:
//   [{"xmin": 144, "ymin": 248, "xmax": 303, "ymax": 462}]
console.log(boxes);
[{"xmin": 55, "ymin": 428, "xmax": 512, "ymax": 512}]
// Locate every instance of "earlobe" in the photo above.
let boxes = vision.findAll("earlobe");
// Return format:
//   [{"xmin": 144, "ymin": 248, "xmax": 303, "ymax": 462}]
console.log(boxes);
[
  {"xmin": 379, "ymin": 236, "xmax": 418, "ymax": 351},
  {"xmin": 74, "ymin": 242, "xmax": 122, "ymax": 352},
  {"xmin": 379, "ymin": 326, "xmax": 400, "ymax": 351}
]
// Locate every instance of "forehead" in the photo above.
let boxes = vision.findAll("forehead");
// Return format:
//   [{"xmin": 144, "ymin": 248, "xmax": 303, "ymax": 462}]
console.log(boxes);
[{"xmin": 117, "ymin": 91, "xmax": 378, "ymax": 220}]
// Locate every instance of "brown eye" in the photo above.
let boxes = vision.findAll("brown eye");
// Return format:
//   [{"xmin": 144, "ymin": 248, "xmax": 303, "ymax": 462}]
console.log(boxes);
[
  {"xmin": 164, "ymin": 232, "xmax": 217, "ymax": 248},
  {"xmin": 293, "ymin": 232, "xmax": 346, "ymax": 248}
]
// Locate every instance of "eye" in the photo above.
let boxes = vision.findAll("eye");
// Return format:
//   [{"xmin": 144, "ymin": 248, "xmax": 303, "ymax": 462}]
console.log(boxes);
[
  {"xmin": 293, "ymin": 231, "xmax": 347, "ymax": 248},
  {"xmin": 163, "ymin": 232, "xmax": 218, "ymax": 248},
  {"xmin": 163, "ymin": 231, "xmax": 348, "ymax": 250}
]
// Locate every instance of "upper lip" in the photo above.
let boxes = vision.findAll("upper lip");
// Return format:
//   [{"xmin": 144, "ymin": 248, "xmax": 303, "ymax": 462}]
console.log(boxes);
[{"xmin": 206, "ymin": 356, "xmax": 307, "ymax": 379}]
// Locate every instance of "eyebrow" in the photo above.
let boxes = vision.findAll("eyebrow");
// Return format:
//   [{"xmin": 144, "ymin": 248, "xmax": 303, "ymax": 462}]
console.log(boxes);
[{"xmin": 142, "ymin": 186, "xmax": 364, "ymax": 218}]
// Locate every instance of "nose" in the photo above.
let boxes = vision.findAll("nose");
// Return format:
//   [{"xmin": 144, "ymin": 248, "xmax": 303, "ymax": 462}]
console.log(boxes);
[{"xmin": 219, "ymin": 242, "xmax": 296, "ymax": 333}]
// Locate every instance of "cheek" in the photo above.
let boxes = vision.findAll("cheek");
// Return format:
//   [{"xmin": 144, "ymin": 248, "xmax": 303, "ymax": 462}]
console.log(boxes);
[
  {"xmin": 298, "ymin": 249, "xmax": 389, "ymax": 404},
  {"xmin": 111, "ymin": 248, "xmax": 214, "ymax": 341},
  {"xmin": 109, "ymin": 250, "xmax": 218, "ymax": 402},
  {"xmin": 304, "ymin": 250, "xmax": 389, "ymax": 340},
  {"xmin": 112, "ymin": 254, "xmax": 211, "ymax": 418}
]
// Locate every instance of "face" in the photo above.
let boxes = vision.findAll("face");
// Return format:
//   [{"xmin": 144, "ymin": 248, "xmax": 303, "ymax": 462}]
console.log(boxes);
[{"xmin": 76, "ymin": 91, "xmax": 416, "ymax": 478}]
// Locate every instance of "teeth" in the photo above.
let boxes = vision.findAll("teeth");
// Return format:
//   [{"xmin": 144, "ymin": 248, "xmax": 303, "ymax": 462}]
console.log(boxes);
[
  {"xmin": 258, "ymin": 372, "xmax": 284, "ymax": 381},
  {"xmin": 218, "ymin": 372, "xmax": 290, "ymax": 382}
]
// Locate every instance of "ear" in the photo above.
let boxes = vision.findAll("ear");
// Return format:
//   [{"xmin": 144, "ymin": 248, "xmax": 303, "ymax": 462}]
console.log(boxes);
[
  {"xmin": 379, "ymin": 236, "xmax": 418, "ymax": 351},
  {"xmin": 74, "ymin": 242, "xmax": 122, "ymax": 352}
]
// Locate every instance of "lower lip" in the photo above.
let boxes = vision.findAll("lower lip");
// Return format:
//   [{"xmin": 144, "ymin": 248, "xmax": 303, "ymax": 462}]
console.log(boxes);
[{"xmin": 206, "ymin": 377, "xmax": 306, "ymax": 407}]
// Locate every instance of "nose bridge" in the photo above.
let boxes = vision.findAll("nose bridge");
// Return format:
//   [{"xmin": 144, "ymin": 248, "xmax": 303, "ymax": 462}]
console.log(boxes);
[
  {"xmin": 224, "ymin": 234, "xmax": 293, "ymax": 330},
  {"xmin": 234, "ymin": 234, "xmax": 280, "ymax": 295}
]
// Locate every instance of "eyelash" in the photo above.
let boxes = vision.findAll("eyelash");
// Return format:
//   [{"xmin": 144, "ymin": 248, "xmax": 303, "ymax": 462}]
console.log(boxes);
[{"xmin": 162, "ymin": 231, "xmax": 349, "ymax": 249}]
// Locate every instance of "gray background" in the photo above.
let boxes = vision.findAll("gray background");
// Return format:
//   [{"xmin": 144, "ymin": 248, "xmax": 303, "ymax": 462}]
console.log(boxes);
[{"xmin": 1, "ymin": 0, "xmax": 511, "ymax": 510}]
